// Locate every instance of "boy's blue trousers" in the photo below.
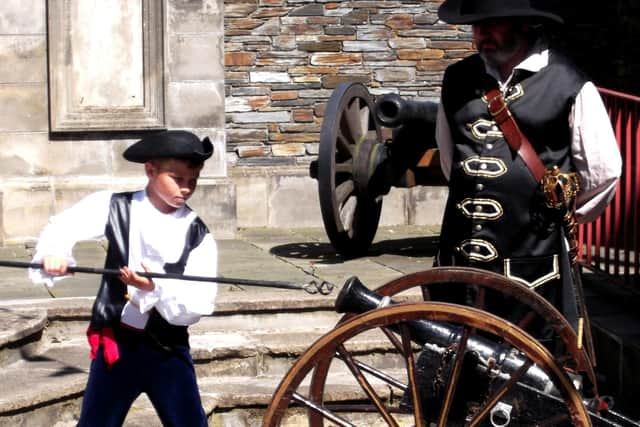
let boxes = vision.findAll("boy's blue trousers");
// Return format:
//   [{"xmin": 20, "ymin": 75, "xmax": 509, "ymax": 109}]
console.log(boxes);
[{"xmin": 76, "ymin": 333, "xmax": 207, "ymax": 427}]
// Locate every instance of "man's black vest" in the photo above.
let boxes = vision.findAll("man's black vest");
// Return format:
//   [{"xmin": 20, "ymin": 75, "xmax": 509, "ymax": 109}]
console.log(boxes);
[
  {"xmin": 89, "ymin": 192, "xmax": 209, "ymax": 348},
  {"xmin": 437, "ymin": 51, "xmax": 587, "ymax": 288}
]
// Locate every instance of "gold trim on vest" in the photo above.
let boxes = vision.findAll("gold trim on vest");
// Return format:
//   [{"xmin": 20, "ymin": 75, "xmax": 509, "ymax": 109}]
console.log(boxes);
[
  {"xmin": 481, "ymin": 83, "xmax": 524, "ymax": 104},
  {"xmin": 503, "ymin": 254, "xmax": 560, "ymax": 289},
  {"xmin": 456, "ymin": 239, "xmax": 498, "ymax": 262},
  {"xmin": 462, "ymin": 155, "xmax": 507, "ymax": 178},
  {"xmin": 456, "ymin": 198, "xmax": 504, "ymax": 220},
  {"xmin": 468, "ymin": 118, "xmax": 504, "ymax": 140},
  {"xmin": 504, "ymin": 84, "xmax": 524, "ymax": 102}
]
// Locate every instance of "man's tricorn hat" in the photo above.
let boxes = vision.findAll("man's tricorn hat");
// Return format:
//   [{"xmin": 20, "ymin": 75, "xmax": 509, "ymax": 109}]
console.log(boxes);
[
  {"xmin": 438, "ymin": 0, "xmax": 564, "ymax": 24},
  {"xmin": 123, "ymin": 130, "xmax": 214, "ymax": 163}
]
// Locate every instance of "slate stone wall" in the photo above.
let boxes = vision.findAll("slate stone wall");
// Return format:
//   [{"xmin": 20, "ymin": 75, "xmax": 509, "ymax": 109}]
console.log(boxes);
[
  {"xmin": 223, "ymin": 0, "xmax": 472, "ymax": 167},
  {"xmin": 224, "ymin": 0, "xmax": 639, "ymax": 168}
]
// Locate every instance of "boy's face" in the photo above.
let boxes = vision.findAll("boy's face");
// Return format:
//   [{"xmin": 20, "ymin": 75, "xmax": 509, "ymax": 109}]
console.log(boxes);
[{"xmin": 145, "ymin": 158, "xmax": 202, "ymax": 213}]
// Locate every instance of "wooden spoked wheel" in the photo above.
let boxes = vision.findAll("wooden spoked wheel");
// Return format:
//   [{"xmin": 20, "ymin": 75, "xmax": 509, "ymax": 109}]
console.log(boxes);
[
  {"xmin": 317, "ymin": 82, "xmax": 384, "ymax": 258},
  {"xmin": 346, "ymin": 267, "xmax": 597, "ymax": 387},
  {"xmin": 262, "ymin": 302, "xmax": 591, "ymax": 426}
]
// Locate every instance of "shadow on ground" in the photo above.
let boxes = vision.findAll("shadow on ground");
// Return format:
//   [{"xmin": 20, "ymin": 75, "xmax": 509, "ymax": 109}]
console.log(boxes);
[{"xmin": 269, "ymin": 235, "xmax": 439, "ymax": 262}]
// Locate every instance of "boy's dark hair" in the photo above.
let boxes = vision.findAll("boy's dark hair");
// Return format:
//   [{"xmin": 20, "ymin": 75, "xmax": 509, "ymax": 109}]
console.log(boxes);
[{"xmin": 149, "ymin": 157, "xmax": 205, "ymax": 170}]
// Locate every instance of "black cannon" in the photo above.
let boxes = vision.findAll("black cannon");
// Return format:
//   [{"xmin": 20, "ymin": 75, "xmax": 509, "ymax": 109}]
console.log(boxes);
[
  {"xmin": 309, "ymin": 82, "xmax": 446, "ymax": 258},
  {"xmin": 264, "ymin": 267, "xmax": 640, "ymax": 426}
]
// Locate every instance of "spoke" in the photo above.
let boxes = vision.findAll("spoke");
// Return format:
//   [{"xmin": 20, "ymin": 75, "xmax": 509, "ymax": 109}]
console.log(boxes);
[
  {"xmin": 336, "ymin": 133, "xmax": 355, "ymax": 157},
  {"xmin": 381, "ymin": 326, "xmax": 406, "ymax": 355},
  {"xmin": 420, "ymin": 285, "xmax": 431, "ymax": 301},
  {"xmin": 437, "ymin": 326, "xmax": 471, "ymax": 427},
  {"xmin": 339, "ymin": 196, "xmax": 357, "ymax": 234},
  {"xmin": 335, "ymin": 351, "xmax": 408, "ymax": 391},
  {"xmin": 292, "ymin": 392, "xmax": 356, "ymax": 427},
  {"xmin": 359, "ymin": 105, "xmax": 372, "ymax": 138},
  {"xmin": 468, "ymin": 358, "xmax": 534, "ymax": 427},
  {"xmin": 343, "ymin": 98, "xmax": 364, "ymax": 144},
  {"xmin": 474, "ymin": 286, "xmax": 486, "ymax": 310},
  {"xmin": 399, "ymin": 323, "xmax": 425, "ymax": 427},
  {"xmin": 339, "ymin": 114, "xmax": 356, "ymax": 146},
  {"xmin": 335, "ymin": 180, "xmax": 355, "ymax": 206},
  {"xmin": 337, "ymin": 345, "xmax": 399, "ymax": 427},
  {"xmin": 335, "ymin": 159, "xmax": 354, "ymax": 174},
  {"xmin": 518, "ymin": 310, "xmax": 537, "ymax": 331}
]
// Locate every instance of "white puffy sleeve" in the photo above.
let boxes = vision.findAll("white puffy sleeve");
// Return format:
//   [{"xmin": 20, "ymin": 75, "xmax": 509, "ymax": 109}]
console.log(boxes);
[
  {"xmin": 571, "ymin": 82, "xmax": 622, "ymax": 223},
  {"xmin": 130, "ymin": 233, "xmax": 218, "ymax": 326},
  {"xmin": 29, "ymin": 191, "xmax": 112, "ymax": 286}
]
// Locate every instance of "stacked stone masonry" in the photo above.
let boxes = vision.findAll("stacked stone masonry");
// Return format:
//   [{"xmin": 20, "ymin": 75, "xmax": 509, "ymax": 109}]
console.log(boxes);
[{"xmin": 224, "ymin": 0, "xmax": 474, "ymax": 167}]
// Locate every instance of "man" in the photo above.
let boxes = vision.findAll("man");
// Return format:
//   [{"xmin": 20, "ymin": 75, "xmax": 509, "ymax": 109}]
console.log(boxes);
[{"xmin": 433, "ymin": 0, "xmax": 621, "ymax": 345}]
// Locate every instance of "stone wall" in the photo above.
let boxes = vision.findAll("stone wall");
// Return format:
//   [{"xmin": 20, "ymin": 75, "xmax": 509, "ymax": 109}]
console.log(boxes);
[
  {"xmin": 224, "ymin": 0, "xmax": 471, "ymax": 168},
  {"xmin": 0, "ymin": 0, "xmax": 230, "ymax": 244},
  {"xmin": 224, "ymin": 0, "xmax": 467, "ymax": 228},
  {"xmin": 223, "ymin": 0, "xmax": 639, "ymax": 172}
]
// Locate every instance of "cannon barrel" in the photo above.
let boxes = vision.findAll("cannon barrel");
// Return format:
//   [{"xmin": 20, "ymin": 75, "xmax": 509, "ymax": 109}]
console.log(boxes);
[
  {"xmin": 335, "ymin": 276, "xmax": 561, "ymax": 395},
  {"xmin": 374, "ymin": 93, "xmax": 438, "ymax": 128}
]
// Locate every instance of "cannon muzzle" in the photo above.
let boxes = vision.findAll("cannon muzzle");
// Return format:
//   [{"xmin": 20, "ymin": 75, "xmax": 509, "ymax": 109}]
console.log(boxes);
[
  {"xmin": 374, "ymin": 93, "xmax": 438, "ymax": 128},
  {"xmin": 336, "ymin": 276, "xmax": 562, "ymax": 395}
]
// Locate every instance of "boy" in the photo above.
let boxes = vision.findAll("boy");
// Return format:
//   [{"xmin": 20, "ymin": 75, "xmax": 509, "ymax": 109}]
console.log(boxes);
[{"xmin": 30, "ymin": 130, "xmax": 217, "ymax": 426}]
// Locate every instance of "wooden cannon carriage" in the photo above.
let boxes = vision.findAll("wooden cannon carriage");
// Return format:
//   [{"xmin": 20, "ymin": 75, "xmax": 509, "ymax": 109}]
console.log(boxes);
[
  {"xmin": 261, "ymin": 84, "xmax": 639, "ymax": 426},
  {"xmin": 262, "ymin": 267, "xmax": 638, "ymax": 426},
  {"xmin": 309, "ymin": 82, "xmax": 446, "ymax": 258}
]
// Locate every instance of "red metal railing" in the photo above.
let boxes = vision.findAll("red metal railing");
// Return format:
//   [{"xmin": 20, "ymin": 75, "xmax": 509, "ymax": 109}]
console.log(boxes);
[{"xmin": 578, "ymin": 88, "xmax": 640, "ymax": 284}]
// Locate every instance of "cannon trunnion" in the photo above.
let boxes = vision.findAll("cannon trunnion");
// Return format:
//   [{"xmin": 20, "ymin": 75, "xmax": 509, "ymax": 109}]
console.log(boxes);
[
  {"xmin": 263, "ymin": 267, "xmax": 639, "ymax": 426},
  {"xmin": 310, "ymin": 82, "xmax": 445, "ymax": 258}
]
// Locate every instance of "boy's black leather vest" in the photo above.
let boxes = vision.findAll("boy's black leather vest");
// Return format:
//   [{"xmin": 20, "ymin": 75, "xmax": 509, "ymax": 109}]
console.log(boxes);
[
  {"xmin": 437, "ymin": 51, "xmax": 586, "ymax": 288},
  {"xmin": 89, "ymin": 192, "xmax": 209, "ymax": 348}
]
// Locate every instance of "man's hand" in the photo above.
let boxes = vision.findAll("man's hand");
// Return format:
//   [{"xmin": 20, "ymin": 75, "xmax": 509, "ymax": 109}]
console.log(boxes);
[
  {"xmin": 42, "ymin": 256, "xmax": 70, "ymax": 276},
  {"xmin": 119, "ymin": 263, "xmax": 155, "ymax": 292}
]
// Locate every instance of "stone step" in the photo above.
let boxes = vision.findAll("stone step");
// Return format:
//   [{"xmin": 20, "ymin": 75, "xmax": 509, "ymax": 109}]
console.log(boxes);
[
  {"xmin": 0, "ymin": 335, "xmax": 409, "ymax": 426},
  {"xmin": 0, "ymin": 295, "xmax": 416, "ymax": 426},
  {"xmin": 19, "ymin": 369, "xmax": 411, "ymax": 427}
]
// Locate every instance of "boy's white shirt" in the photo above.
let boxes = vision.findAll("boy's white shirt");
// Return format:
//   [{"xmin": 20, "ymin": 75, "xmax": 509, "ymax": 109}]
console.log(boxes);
[
  {"xmin": 30, "ymin": 190, "xmax": 218, "ymax": 327},
  {"xmin": 436, "ymin": 47, "xmax": 622, "ymax": 224}
]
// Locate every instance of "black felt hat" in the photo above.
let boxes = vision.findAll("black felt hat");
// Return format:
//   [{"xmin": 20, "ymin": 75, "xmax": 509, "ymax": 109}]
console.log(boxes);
[
  {"xmin": 123, "ymin": 130, "xmax": 214, "ymax": 163},
  {"xmin": 438, "ymin": 0, "xmax": 563, "ymax": 24}
]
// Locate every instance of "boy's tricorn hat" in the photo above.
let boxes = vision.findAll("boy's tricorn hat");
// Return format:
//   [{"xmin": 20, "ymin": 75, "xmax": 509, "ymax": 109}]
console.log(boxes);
[
  {"xmin": 123, "ymin": 130, "xmax": 214, "ymax": 163},
  {"xmin": 438, "ymin": 0, "xmax": 563, "ymax": 24}
]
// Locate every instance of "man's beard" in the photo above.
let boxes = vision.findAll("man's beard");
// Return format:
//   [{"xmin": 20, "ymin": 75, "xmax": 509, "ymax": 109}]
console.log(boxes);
[{"xmin": 478, "ymin": 35, "xmax": 525, "ymax": 70}]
